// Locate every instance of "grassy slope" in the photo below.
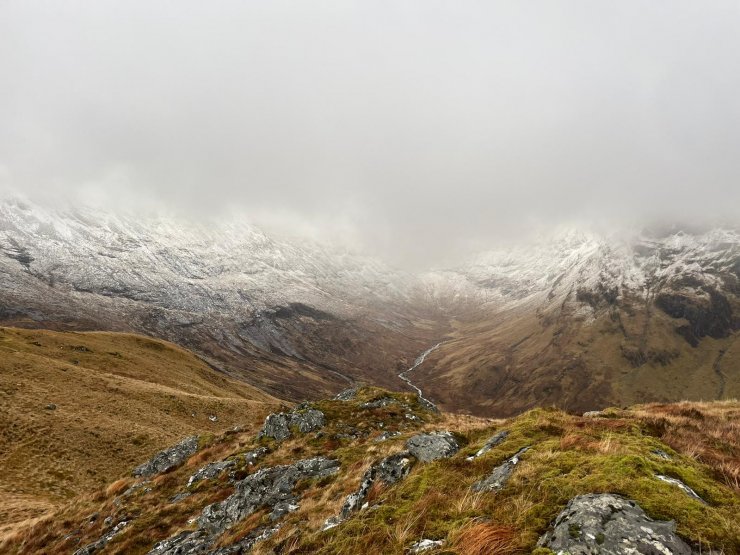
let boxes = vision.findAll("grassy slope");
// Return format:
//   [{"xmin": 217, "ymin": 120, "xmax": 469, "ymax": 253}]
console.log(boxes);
[
  {"xmin": 0, "ymin": 327, "xmax": 278, "ymax": 535},
  {"xmin": 4, "ymin": 388, "xmax": 738, "ymax": 554},
  {"xmin": 420, "ymin": 298, "xmax": 740, "ymax": 417}
]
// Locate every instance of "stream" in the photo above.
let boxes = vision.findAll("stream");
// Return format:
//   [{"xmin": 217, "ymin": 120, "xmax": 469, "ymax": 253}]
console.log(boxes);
[{"xmin": 398, "ymin": 342, "xmax": 442, "ymax": 409}]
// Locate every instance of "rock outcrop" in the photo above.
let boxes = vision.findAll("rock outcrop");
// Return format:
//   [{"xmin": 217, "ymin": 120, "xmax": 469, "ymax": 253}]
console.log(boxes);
[
  {"xmin": 466, "ymin": 430, "xmax": 509, "ymax": 461},
  {"xmin": 537, "ymin": 493, "xmax": 697, "ymax": 554},
  {"xmin": 149, "ymin": 457, "xmax": 339, "ymax": 554},
  {"xmin": 656, "ymin": 474, "xmax": 707, "ymax": 504},
  {"xmin": 73, "ymin": 520, "xmax": 129, "ymax": 555},
  {"xmin": 472, "ymin": 446, "xmax": 529, "ymax": 491},
  {"xmin": 324, "ymin": 452, "xmax": 413, "ymax": 529},
  {"xmin": 258, "ymin": 406, "xmax": 326, "ymax": 441},
  {"xmin": 186, "ymin": 447, "xmax": 268, "ymax": 488},
  {"xmin": 406, "ymin": 432, "xmax": 459, "ymax": 462},
  {"xmin": 133, "ymin": 436, "xmax": 199, "ymax": 478}
]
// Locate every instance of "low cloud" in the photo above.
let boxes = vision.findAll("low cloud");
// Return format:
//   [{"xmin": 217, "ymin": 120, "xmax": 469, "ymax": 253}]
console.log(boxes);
[{"xmin": 2, "ymin": 1, "xmax": 739, "ymax": 267}]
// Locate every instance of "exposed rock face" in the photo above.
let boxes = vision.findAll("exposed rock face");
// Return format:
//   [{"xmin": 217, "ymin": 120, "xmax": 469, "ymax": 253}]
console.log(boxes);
[
  {"xmin": 324, "ymin": 452, "xmax": 413, "ymax": 529},
  {"xmin": 149, "ymin": 457, "xmax": 339, "ymax": 554},
  {"xmin": 466, "ymin": 430, "xmax": 509, "ymax": 461},
  {"xmin": 537, "ymin": 493, "xmax": 696, "ymax": 554},
  {"xmin": 258, "ymin": 407, "xmax": 325, "ymax": 441},
  {"xmin": 472, "ymin": 446, "xmax": 529, "ymax": 492},
  {"xmin": 133, "ymin": 436, "xmax": 199, "ymax": 478},
  {"xmin": 655, "ymin": 289, "xmax": 735, "ymax": 346},
  {"xmin": 187, "ymin": 460, "xmax": 236, "ymax": 488},
  {"xmin": 406, "ymin": 432, "xmax": 459, "ymax": 462},
  {"xmin": 200, "ymin": 457, "xmax": 339, "ymax": 531},
  {"xmin": 186, "ymin": 447, "xmax": 268, "ymax": 488},
  {"xmin": 209, "ymin": 526, "xmax": 279, "ymax": 554},
  {"xmin": 73, "ymin": 520, "xmax": 129, "ymax": 555}
]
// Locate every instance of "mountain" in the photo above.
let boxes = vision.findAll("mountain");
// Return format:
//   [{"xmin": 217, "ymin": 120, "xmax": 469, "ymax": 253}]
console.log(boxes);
[
  {"xmin": 1, "ymin": 193, "xmax": 738, "ymax": 416},
  {"xmin": 0, "ymin": 326, "xmax": 278, "ymax": 536},
  {"xmin": 418, "ymin": 227, "xmax": 740, "ymax": 415},
  {"xmin": 0, "ymin": 194, "xmax": 443, "ymax": 401},
  {"xmin": 2, "ymin": 385, "xmax": 737, "ymax": 554}
]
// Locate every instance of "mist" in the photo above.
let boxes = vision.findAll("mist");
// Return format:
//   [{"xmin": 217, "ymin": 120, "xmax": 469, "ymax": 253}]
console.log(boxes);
[{"xmin": 2, "ymin": 1, "xmax": 740, "ymax": 268}]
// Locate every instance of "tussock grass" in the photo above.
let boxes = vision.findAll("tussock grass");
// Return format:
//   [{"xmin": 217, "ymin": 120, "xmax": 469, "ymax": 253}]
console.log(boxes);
[{"xmin": 2, "ymin": 386, "xmax": 738, "ymax": 554}]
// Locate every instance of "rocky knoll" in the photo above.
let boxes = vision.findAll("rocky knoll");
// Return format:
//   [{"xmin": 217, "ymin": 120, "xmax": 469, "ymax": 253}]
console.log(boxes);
[{"xmin": 4, "ymin": 389, "xmax": 738, "ymax": 554}]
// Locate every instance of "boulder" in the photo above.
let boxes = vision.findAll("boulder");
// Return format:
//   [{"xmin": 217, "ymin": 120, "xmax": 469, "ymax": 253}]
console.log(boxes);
[
  {"xmin": 133, "ymin": 436, "xmax": 199, "ymax": 478},
  {"xmin": 537, "ymin": 493, "xmax": 696, "ymax": 554},
  {"xmin": 472, "ymin": 446, "xmax": 529, "ymax": 492},
  {"xmin": 258, "ymin": 408, "xmax": 325, "ymax": 441},
  {"xmin": 406, "ymin": 432, "xmax": 459, "ymax": 462}
]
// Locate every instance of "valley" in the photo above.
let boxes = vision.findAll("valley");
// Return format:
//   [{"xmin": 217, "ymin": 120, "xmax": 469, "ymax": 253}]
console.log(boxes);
[{"xmin": 1, "ymin": 195, "xmax": 738, "ymax": 420}]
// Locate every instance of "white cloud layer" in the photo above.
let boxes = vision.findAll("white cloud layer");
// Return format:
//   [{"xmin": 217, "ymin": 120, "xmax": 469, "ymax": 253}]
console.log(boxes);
[{"xmin": 2, "ymin": 1, "xmax": 739, "ymax": 267}]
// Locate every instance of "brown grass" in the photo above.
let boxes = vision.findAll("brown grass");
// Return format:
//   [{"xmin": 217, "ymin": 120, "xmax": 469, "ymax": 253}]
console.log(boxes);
[
  {"xmin": 451, "ymin": 522, "xmax": 520, "ymax": 555},
  {"xmin": 0, "ymin": 326, "xmax": 278, "ymax": 536},
  {"xmin": 632, "ymin": 399, "xmax": 740, "ymax": 492}
]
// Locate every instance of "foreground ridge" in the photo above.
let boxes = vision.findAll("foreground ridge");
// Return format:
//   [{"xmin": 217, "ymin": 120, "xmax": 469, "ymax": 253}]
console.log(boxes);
[{"xmin": 2, "ymin": 387, "xmax": 739, "ymax": 554}]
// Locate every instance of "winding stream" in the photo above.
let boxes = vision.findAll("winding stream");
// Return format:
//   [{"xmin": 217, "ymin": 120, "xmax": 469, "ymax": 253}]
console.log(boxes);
[{"xmin": 398, "ymin": 342, "xmax": 442, "ymax": 409}]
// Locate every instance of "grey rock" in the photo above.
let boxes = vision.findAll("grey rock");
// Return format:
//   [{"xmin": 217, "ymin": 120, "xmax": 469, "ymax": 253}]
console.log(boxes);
[
  {"xmin": 74, "ymin": 520, "xmax": 128, "ymax": 555},
  {"xmin": 45, "ymin": 403, "xmax": 57, "ymax": 410},
  {"xmin": 360, "ymin": 396, "xmax": 403, "ymax": 409},
  {"xmin": 410, "ymin": 538, "xmax": 444, "ymax": 552},
  {"xmin": 149, "ymin": 457, "xmax": 339, "ymax": 555},
  {"xmin": 466, "ymin": 430, "xmax": 509, "ymax": 461},
  {"xmin": 258, "ymin": 408, "xmax": 325, "ymax": 441},
  {"xmin": 324, "ymin": 451, "xmax": 413, "ymax": 529},
  {"xmin": 334, "ymin": 386, "xmax": 359, "ymax": 401},
  {"xmin": 199, "ymin": 457, "xmax": 339, "ymax": 532},
  {"xmin": 651, "ymin": 448, "xmax": 672, "ymax": 460},
  {"xmin": 406, "ymin": 432, "xmax": 459, "ymax": 462},
  {"xmin": 133, "ymin": 436, "xmax": 199, "ymax": 477},
  {"xmin": 582, "ymin": 411, "xmax": 603, "ymax": 418},
  {"xmin": 148, "ymin": 530, "xmax": 212, "ymax": 555},
  {"xmin": 537, "ymin": 493, "xmax": 696, "ymax": 554},
  {"xmin": 656, "ymin": 474, "xmax": 706, "ymax": 504},
  {"xmin": 210, "ymin": 526, "xmax": 279, "ymax": 554},
  {"xmin": 374, "ymin": 430, "xmax": 401, "ymax": 442},
  {"xmin": 472, "ymin": 446, "xmax": 529, "ymax": 491},
  {"xmin": 187, "ymin": 459, "xmax": 236, "ymax": 487}
]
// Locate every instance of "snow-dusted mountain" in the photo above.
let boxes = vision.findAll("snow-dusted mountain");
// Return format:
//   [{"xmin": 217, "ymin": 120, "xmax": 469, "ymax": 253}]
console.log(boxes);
[
  {"xmin": 417, "ymin": 227, "xmax": 739, "ymax": 415},
  {"xmin": 0, "ymin": 193, "xmax": 439, "ymax": 399},
  {"xmin": 1, "ymin": 192, "xmax": 737, "ymax": 412}
]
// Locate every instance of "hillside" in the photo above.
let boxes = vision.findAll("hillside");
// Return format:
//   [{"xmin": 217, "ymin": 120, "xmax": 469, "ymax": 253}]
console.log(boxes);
[
  {"xmin": 3, "ymin": 387, "xmax": 738, "ymax": 554},
  {"xmin": 420, "ymin": 228, "xmax": 740, "ymax": 415},
  {"xmin": 0, "ymin": 327, "xmax": 278, "ymax": 535}
]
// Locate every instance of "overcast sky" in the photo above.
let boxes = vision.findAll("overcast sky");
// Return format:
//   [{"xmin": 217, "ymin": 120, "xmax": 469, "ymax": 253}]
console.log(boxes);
[{"xmin": 1, "ymin": 1, "xmax": 739, "ymax": 267}]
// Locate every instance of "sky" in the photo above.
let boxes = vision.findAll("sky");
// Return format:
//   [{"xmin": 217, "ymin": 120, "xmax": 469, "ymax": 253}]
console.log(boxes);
[{"xmin": 1, "ymin": 1, "xmax": 740, "ymax": 267}]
